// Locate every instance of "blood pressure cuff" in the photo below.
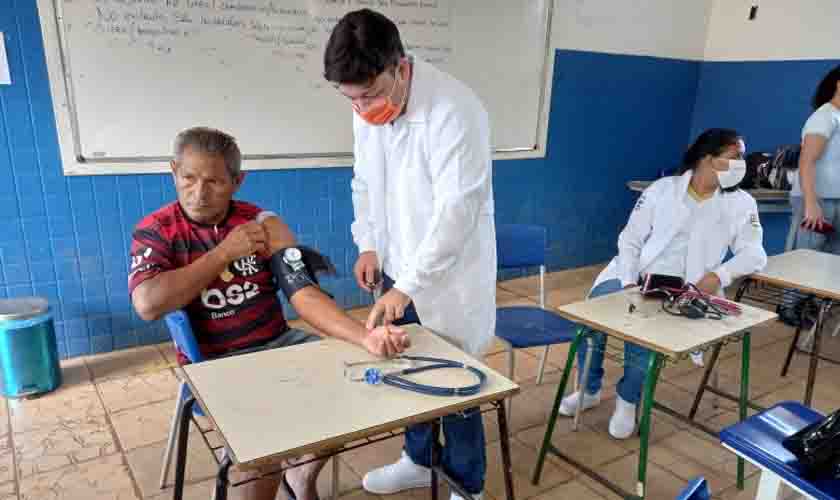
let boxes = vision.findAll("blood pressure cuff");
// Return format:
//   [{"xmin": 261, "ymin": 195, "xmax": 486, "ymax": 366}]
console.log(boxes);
[{"xmin": 270, "ymin": 246, "xmax": 336, "ymax": 300}]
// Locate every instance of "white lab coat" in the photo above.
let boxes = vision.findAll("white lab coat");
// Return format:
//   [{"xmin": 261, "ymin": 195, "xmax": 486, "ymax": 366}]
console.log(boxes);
[
  {"xmin": 595, "ymin": 171, "xmax": 767, "ymax": 293},
  {"xmin": 350, "ymin": 59, "xmax": 497, "ymax": 356}
]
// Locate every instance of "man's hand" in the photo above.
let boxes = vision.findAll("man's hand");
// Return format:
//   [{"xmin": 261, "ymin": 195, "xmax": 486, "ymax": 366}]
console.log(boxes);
[
  {"xmin": 217, "ymin": 221, "xmax": 268, "ymax": 262},
  {"xmin": 366, "ymin": 288, "xmax": 412, "ymax": 329},
  {"xmin": 258, "ymin": 214, "xmax": 296, "ymax": 257},
  {"xmin": 354, "ymin": 251, "xmax": 380, "ymax": 291},
  {"xmin": 361, "ymin": 325, "xmax": 411, "ymax": 358},
  {"xmin": 695, "ymin": 272, "xmax": 721, "ymax": 295}
]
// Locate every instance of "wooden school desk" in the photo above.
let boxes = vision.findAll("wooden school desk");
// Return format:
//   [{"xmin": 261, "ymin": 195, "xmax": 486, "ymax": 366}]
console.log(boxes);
[
  {"xmin": 173, "ymin": 324, "xmax": 520, "ymax": 500},
  {"xmin": 692, "ymin": 249, "xmax": 840, "ymax": 414},
  {"xmin": 531, "ymin": 289, "xmax": 776, "ymax": 499}
]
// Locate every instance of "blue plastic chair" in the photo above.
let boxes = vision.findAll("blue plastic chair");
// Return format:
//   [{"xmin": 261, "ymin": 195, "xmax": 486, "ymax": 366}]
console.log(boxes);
[
  {"xmin": 495, "ymin": 224, "xmax": 577, "ymax": 417},
  {"xmin": 720, "ymin": 401, "xmax": 840, "ymax": 500},
  {"xmin": 158, "ymin": 309, "xmax": 211, "ymax": 488},
  {"xmin": 675, "ymin": 477, "xmax": 710, "ymax": 500}
]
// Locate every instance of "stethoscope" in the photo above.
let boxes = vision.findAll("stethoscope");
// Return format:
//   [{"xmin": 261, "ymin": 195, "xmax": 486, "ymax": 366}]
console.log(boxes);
[
  {"xmin": 361, "ymin": 272, "xmax": 487, "ymax": 397},
  {"xmin": 358, "ymin": 355, "xmax": 487, "ymax": 397}
]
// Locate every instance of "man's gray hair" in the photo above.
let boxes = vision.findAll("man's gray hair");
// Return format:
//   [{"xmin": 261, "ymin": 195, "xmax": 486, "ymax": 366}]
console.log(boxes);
[{"xmin": 173, "ymin": 127, "xmax": 242, "ymax": 179}]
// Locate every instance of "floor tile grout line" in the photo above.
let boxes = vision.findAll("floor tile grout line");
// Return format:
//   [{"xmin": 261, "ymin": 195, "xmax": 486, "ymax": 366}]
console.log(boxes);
[
  {"xmin": 4, "ymin": 396, "xmax": 18, "ymax": 500},
  {"xmin": 102, "ymin": 394, "xmax": 179, "ymax": 418},
  {"xmin": 89, "ymin": 363, "xmax": 146, "ymax": 500},
  {"xmin": 8, "ymin": 357, "xmax": 95, "ymax": 496},
  {"xmin": 15, "ymin": 449, "xmax": 125, "ymax": 485}
]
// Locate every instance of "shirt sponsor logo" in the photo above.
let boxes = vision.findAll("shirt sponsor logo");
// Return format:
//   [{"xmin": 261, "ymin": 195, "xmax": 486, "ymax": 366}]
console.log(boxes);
[{"xmin": 201, "ymin": 282, "xmax": 260, "ymax": 310}]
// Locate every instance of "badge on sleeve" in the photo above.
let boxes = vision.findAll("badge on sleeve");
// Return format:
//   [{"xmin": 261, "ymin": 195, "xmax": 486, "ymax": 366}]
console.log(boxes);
[{"xmin": 634, "ymin": 192, "xmax": 647, "ymax": 211}]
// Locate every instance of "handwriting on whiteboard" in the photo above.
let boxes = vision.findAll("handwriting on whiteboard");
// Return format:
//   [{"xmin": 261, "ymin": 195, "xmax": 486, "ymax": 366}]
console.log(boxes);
[{"xmin": 74, "ymin": 0, "xmax": 453, "ymax": 74}]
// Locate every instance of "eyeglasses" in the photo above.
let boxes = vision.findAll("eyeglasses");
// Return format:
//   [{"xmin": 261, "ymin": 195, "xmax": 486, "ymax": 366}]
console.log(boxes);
[{"xmin": 336, "ymin": 68, "xmax": 400, "ymax": 108}]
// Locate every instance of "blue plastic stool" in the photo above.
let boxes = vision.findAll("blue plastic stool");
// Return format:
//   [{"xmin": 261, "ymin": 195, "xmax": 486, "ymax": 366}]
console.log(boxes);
[
  {"xmin": 676, "ymin": 477, "xmax": 710, "ymax": 500},
  {"xmin": 720, "ymin": 401, "xmax": 840, "ymax": 499}
]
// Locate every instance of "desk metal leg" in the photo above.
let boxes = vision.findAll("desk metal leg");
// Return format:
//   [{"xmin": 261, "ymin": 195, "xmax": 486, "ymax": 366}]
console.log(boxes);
[
  {"xmin": 430, "ymin": 420, "xmax": 441, "ymax": 500},
  {"xmin": 755, "ymin": 470, "xmax": 782, "ymax": 500},
  {"xmin": 173, "ymin": 396, "xmax": 196, "ymax": 500},
  {"xmin": 780, "ymin": 324, "xmax": 802, "ymax": 378},
  {"xmin": 574, "ymin": 335, "xmax": 593, "ymax": 431},
  {"xmin": 688, "ymin": 343, "xmax": 723, "ymax": 420},
  {"xmin": 636, "ymin": 353, "xmax": 663, "ymax": 500},
  {"xmin": 804, "ymin": 301, "xmax": 828, "ymax": 406},
  {"xmin": 332, "ymin": 456, "xmax": 340, "ymax": 500},
  {"xmin": 496, "ymin": 402, "xmax": 515, "ymax": 500},
  {"xmin": 737, "ymin": 332, "xmax": 751, "ymax": 490},
  {"xmin": 532, "ymin": 328, "xmax": 583, "ymax": 485},
  {"xmin": 426, "ymin": 412, "xmax": 497, "ymax": 500},
  {"xmin": 214, "ymin": 455, "xmax": 233, "ymax": 500}
]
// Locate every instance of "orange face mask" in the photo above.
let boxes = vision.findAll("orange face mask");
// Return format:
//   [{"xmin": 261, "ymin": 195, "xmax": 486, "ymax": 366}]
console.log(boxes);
[{"xmin": 353, "ymin": 66, "xmax": 408, "ymax": 126}]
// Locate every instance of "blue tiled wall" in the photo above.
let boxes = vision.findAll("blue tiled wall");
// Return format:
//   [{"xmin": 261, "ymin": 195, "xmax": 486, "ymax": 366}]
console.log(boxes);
[
  {"xmin": 690, "ymin": 58, "xmax": 840, "ymax": 256},
  {"xmin": 500, "ymin": 50, "xmax": 701, "ymax": 268},
  {"xmin": 690, "ymin": 59, "xmax": 840, "ymax": 152},
  {"xmin": 2, "ymin": 0, "xmax": 715, "ymax": 358}
]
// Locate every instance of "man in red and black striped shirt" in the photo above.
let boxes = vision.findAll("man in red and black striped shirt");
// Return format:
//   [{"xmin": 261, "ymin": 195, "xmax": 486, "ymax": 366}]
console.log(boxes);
[{"xmin": 128, "ymin": 127, "xmax": 408, "ymax": 500}]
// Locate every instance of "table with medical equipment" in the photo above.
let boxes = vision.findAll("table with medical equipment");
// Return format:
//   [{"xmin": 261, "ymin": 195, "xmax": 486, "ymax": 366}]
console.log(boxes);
[
  {"xmin": 171, "ymin": 324, "xmax": 519, "ymax": 500},
  {"xmin": 531, "ymin": 289, "xmax": 776, "ymax": 500},
  {"xmin": 691, "ymin": 250, "xmax": 840, "ymax": 416}
]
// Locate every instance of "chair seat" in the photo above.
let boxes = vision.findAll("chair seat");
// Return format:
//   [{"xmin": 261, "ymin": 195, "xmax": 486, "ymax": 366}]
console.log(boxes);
[
  {"xmin": 720, "ymin": 401, "xmax": 840, "ymax": 500},
  {"xmin": 495, "ymin": 306, "xmax": 577, "ymax": 349},
  {"xmin": 676, "ymin": 477, "xmax": 709, "ymax": 500}
]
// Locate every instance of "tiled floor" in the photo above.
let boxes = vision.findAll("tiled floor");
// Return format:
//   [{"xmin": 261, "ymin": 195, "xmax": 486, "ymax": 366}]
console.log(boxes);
[{"xmin": 2, "ymin": 263, "xmax": 837, "ymax": 499}]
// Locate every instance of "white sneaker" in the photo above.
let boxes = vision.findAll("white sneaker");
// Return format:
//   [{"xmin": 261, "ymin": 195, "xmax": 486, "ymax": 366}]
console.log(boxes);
[
  {"xmin": 558, "ymin": 390, "xmax": 601, "ymax": 417},
  {"xmin": 608, "ymin": 396, "xmax": 637, "ymax": 439},
  {"xmin": 362, "ymin": 451, "xmax": 431, "ymax": 494},
  {"xmin": 689, "ymin": 351, "xmax": 704, "ymax": 367},
  {"xmin": 451, "ymin": 492, "xmax": 483, "ymax": 500}
]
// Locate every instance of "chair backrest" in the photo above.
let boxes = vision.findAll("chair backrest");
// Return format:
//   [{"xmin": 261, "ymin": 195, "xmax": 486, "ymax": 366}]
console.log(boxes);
[
  {"xmin": 675, "ymin": 477, "xmax": 709, "ymax": 500},
  {"xmin": 163, "ymin": 310, "xmax": 205, "ymax": 364},
  {"xmin": 496, "ymin": 224, "xmax": 547, "ymax": 269}
]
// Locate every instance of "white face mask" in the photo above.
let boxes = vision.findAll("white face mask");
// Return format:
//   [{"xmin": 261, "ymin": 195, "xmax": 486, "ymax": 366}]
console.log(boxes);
[{"xmin": 717, "ymin": 159, "xmax": 747, "ymax": 189}]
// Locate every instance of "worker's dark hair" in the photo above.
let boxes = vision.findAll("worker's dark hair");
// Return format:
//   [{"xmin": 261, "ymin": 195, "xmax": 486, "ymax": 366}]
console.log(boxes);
[{"xmin": 323, "ymin": 9, "xmax": 405, "ymax": 85}]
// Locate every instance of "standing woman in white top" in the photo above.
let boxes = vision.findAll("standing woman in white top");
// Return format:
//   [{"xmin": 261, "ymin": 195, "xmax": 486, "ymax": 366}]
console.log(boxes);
[
  {"xmin": 790, "ymin": 65, "xmax": 840, "ymax": 249},
  {"xmin": 557, "ymin": 129, "xmax": 767, "ymax": 439}
]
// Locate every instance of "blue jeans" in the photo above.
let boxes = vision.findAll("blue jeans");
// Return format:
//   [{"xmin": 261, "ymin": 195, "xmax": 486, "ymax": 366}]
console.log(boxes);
[
  {"xmin": 576, "ymin": 279, "xmax": 652, "ymax": 404},
  {"xmin": 383, "ymin": 274, "xmax": 486, "ymax": 494},
  {"xmin": 788, "ymin": 197, "xmax": 840, "ymax": 253}
]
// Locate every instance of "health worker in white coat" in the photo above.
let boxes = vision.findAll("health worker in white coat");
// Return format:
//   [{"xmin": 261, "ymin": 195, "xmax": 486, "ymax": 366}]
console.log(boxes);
[
  {"xmin": 558, "ymin": 128, "xmax": 767, "ymax": 439},
  {"xmin": 323, "ymin": 9, "xmax": 496, "ymax": 500}
]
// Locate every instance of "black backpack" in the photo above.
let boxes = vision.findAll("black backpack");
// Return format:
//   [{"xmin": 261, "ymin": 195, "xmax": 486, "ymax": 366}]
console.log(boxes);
[
  {"xmin": 757, "ymin": 144, "xmax": 800, "ymax": 190},
  {"xmin": 742, "ymin": 152, "xmax": 771, "ymax": 189}
]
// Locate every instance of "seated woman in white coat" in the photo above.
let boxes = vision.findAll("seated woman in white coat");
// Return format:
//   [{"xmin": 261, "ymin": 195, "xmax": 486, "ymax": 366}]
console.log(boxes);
[{"xmin": 559, "ymin": 128, "xmax": 768, "ymax": 439}]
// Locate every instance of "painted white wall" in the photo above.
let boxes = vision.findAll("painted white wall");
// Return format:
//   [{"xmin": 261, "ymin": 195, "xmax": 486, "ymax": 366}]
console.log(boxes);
[
  {"xmin": 704, "ymin": 0, "xmax": 839, "ymax": 61},
  {"xmin": 551, "ymin": 0, "xmax": 713, "ymax": 60}
]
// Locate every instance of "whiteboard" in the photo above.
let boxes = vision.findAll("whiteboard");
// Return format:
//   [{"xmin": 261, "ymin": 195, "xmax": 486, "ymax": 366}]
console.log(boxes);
[{"xmin": 39, "ymin": 0, "xmax": 554, "ymax": 174}]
